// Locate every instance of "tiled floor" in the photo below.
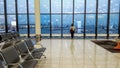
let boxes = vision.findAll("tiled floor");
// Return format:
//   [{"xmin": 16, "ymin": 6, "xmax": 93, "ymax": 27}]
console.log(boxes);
[{"xmin": 35, "ymin": 39, "xmax": 120, "ymax": 68}]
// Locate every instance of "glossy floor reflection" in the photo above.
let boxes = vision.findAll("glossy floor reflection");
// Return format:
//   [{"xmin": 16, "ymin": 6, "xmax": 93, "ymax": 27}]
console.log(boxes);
[{"xmin": 35, "ymin": 39, "xmax": 120, "ymax": 68}]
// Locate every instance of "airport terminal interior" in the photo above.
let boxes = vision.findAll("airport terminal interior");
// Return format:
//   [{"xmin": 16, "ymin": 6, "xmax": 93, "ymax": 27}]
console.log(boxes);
[{"xmin": 0, "ymin": 0, "xmax": 120, "ymax": 68}]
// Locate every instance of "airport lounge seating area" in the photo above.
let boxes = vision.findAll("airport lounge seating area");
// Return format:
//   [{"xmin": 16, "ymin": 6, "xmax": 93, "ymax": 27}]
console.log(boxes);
[{"xmin": 0, "ymin": 32, "xmax": 46, "ymax": 68}]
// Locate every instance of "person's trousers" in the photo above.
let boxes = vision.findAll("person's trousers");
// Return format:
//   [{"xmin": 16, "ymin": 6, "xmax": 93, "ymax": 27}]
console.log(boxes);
[{"xmin": 71, "ymin": 32, "xmax": 74, "ymax": 38}]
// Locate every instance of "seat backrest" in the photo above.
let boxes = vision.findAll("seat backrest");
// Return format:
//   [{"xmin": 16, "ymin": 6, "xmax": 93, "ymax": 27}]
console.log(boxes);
[
  {"xmin": 0, "ymin": 35, "xmax": 2, "ymax": 42},
  {"xmin": 1, "ymin": 41, "xmax": 13, "ymax": 49},
  {"xmin": 25, "ymin": 39, "xmax": 34, "ymax": 51},
  {"xmin": 0, "ymin": 60, "xmax": 4, "ymax": 68},
  {"xmin": 0, "ymin": 34, "xmax": 7, "ymax": 41},
  {"xmin": 15, "ymin": 41, "xmax": 29, "ymax": 54},
  {"xmin": 6, "ymin": 33, "xmax": 13, "ymax": 40},
  {"xmin": 1, "ymin": 46, "xmax": 20, "ymax": 64}
]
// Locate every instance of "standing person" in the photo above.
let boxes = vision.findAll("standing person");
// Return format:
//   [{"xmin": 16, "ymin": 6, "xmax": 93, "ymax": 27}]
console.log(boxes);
[{"xmin": 70, "ymin": 24, "xmax": 75, "ymax": 39}]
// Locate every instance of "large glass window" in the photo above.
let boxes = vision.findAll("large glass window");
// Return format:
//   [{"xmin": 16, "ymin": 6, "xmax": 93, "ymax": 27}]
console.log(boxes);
[
  {"xmin": 98, "ymin": 14, "xmax": 107, "ymax": 34},
  {"xmin": 6, "ymin": 0, "xmax": 15, "ymax": 14},
  {"xmin": 0, "ymin": 0, "xmax": 119, "ymax": 38},
  {"xmin": 52, "ymin": 15, "xmax": 61, "ymax": 34},
  {"xmin": 109, "ymin": 14, "xmax": 119, "ymax": 34},
  {"xmin": 86, "ymin": 0, "xmax": 96, "ymax": 13},
  {"xmin": 41, "ymin": 15, "xmax": 50, "ymax": 34},
  {"xmin": 86, "ymin": 14, "xmax": 96, "ymax": 34},
  {"xmin": 98, "ymin": 0, "xmax": 108, "ymax": 13},
  {"xmin": 110, "ymin": 0, "xmax": 119, "ymax": 13},
  {"xmin": 40, "ymin": 0, "xmax": 50, "ymax": 13},
  {"xmin": 29, "ymin": 0, "xmax": 34, "ymax": 13},
  {"xmin": 18, "ymin": 0, "xmax": 27, "ymax": 13},
  {"xmin": 0, "ymin": 0, "xmax": 4, "ymax": 14},
  {"xmin": 29, "ymin": 15, "xmax": 35, "ymax": 34},
  {"xmin": 75, "ymin": 0, "xmax": 84, "ymax": 13},
  {"xmin": 63, "ymin": 0, "xmax": 73, "ymax": 13},
  {"xmin": 63, "ymin": 14, "xmax": 72, "ymax": 34},
  {"xmin": 74, "ymin": 14, "xmax": 84, "ymax": 34},
  {"xmin": 7, "ymin": 15, "xmax": 16, "ymax": 32},
  {"xmin": 29, "ymin": 0, "xmax": 35, "ymax": 35},
  {"xmin": 18, "ymin": 15, "xmax": 28, "ymax": 34},
  {"xmin": 0, "ymin": 15, "xmax": 5, "ymax": 33},
  {"xmin": 51, "ymin": 0, "xmax": 61, "ymax": 13}
]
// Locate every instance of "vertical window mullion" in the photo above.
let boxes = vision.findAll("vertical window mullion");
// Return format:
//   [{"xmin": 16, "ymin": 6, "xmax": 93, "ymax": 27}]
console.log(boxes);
[
  {"xmin": 73, "ymin": 0, "xmax": 74, "ymax": 24},
  {"xmin": 15, "ymin": 0, "xmax": 19, "ymax": 32},
  {"xmin": 49, "ymin": 0, "xmax": 52, "ymax": 38},
  {"xmin": 95, "ymin": 0, "xmax": 98, "ymax": 39},
  {"xmin": 84, "ymin": 0, "xmax": 86, "ymax": 38},
  {"xmin": 118, "ymin": 4, "xmax": 120, "ymax": 37},
  {"xmin": 26, "ymin": 0, "xmax": 30, "ymax": 37},
  {"xmin": 106, "ymin": 0, "xmax": 111, "ymax": 39},
  {"xmin": 4, "ymin": 0, "xmax": 8, "ymax": 33},
  {"xmin": 61, "ymin": 0, "xmax": 63, "ymax": 38}
]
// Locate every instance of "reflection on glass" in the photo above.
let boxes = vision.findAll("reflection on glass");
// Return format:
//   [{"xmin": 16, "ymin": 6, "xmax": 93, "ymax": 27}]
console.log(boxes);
[
  {"xmin": 0, "ymin": 15, "xmax": 5, "ymax": 33},
  {"xmin": 75, "ymin": 0, "xmax": 84, "ymax": 13},
  {"xmin": 6, "ymin": 0, "xmax": 15, "ymax": 13},
  {"xmin": 63, "ymin": 14, "xmax": 72, "ymax": 34},
  {"xmin": 70, "ymin": 39, "xmax": 74, "ymax": 55},
  {"xmin": 74, "ymin": 14, "xmax": 84, "ymax": 34},
  {"xmin": 18, "ymin": 15, "xmax": 27, "ymax": 34},
  {"xmin": 63, "ymin": 0, "xmax": 73, "ymax": 13},
  {"xmin": 29, "ymin": 15, "xmax": 35, "ymax": 34},
  {"xmin": 51, "ymin": 0, "xmax": 61, "ymax": 13},
  {"xmin": 110, "ymin": 0, "xmax": 119, "ymax": 13},
  {"xmin": 29, "ymin": 0, "xmax": 34, "ymax": 13},
  {"xmin": 18, "ymin": 0, "xmax": 27, "ymax": 13},
  {"xmin": 52, "ymin": 15, "xmax": 61, "ymax": 34},
  {"xmin": 0, "ymin": 0, "xmax": 4, "ymax": 14},
  {"xmin": 98, "ymin": 0, "xmax": 108, "ymax": 13},
  {"xmin": 40, "ymin": 0, "xmax": 50, "ymax": 13},
  {"xmin": 109, "ymin": 14, "xmax": 119, "ymax": 34},
  {"xmin": 86, "ymin": 14, "xmax": 95, "ymax": 34},
  {"xmin": 98, "ymin": 14, "xmax": 107, "ymax": 34},
  {"xmin": 41, "ymin": 15, "xmax": 50, "ymax": 34},
  {"xmin": 86, "ymin": 0, "xmax": 96, "ymax": 13},
  {"xmin": 7, "ymin": 15, "xmax": 16, "ymax": 32}
]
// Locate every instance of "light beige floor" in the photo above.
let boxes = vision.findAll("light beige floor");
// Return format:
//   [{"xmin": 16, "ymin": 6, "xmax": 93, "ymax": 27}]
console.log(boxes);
[{"xmin": 35, "ymin": 39, "xmax": 120, "ymax": 68}]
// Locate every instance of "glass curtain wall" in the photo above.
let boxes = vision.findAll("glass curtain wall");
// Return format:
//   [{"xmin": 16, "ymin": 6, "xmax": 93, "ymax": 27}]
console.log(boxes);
[
  {"xmin": 40, "ymin": 0, "xmax": 120, "ymax": 39},
  {"xmin": 0, "ymin": 0, "xmax": 119, "ymax": 39},
  {"xmin": 0, "ymin": 0, "xmax": 5, "ymax": 33},
  {"xmin": 0, "ymin": 0, "xmax": 35, "ymax": 37}
]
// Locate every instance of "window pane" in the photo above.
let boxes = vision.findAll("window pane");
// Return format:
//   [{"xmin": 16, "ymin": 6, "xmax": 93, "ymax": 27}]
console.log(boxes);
[
  {"xmin": 29, "ymin": 0, "xmax": 34, "ymax": 13},
  {"xmin": 86, "ymin": 0, "xmax": 96, "ymax": 13},
  {"xmin": 18, "ymin": 15, "xmax": 27, "ymax": 34},
  {"xmin": 109, "ymin": 14, "xmax": 119, "ymax": 34},
  {"xmin": 41, "ymin": 15, "xmax": 50, "ymax": 34},
  {"xmin": 0, "ymin": 0, "xmax": 4, "ymax": 14},
  {"xmin": 18, "ymin": 0, "xmax": 27, "ymax": 13},
  {"xmin": 98, "ymin": 14, "xmax": 107, "ymax": 34},
  {"xmin": 51, "ymin": 0, "xmax": 61, "ymax": 13},
  {"xmin": 40, "ymin": 0, "xmax": 50, "ymax": 13},
  {"xmin": 63, "ymin": 14, "xmax": 72, "ymax": 34},
  {"xmin": 74, "ymin": 14, "xmax": 84, "ymax": 34},
  {"xmin": 98, "ymin": 0, "xmax": 108, "ymax": 13},
  {"xmin": 6, "ymin": 0, "xmax": 15, "ymax": 14},
  {"xmin": 63, "ymin": 0, "xmax": 73, "ymax": 13},
  {"xmin": 52, "ymin": 15, "xmax": 61, "ymax": 34},
  {"xmin": 0, "ymin": 15, "xmax": 5, "ymax": 33},
  {"xmin": 110, "ymin": 0, "xmax": 119, "ymax": 13},
  {"xmin": 75, "ymin": 0, "xmax": 84, "ymax": 13},
  {"xmin": 7, "ymin": 15, "xmax": 16, "ymax": 32},
  {"xmin": 86, "ymin": 14, "xmax": 95, "ymax": 34},
  {"xmin": 29, "ymin": 15, "xmax": 35, "ymax": 34}
]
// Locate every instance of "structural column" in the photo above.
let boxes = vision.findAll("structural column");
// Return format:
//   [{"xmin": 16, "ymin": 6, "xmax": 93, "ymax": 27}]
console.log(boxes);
[{"xmin": 34, "ymin": 0, "xmax": 41, "ymax": 40}]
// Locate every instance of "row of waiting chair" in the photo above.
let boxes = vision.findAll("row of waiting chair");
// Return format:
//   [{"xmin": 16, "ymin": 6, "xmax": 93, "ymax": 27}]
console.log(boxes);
[{"xmin": 0, "ymin": 32, "xmax": 46, "ymax": 68}]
